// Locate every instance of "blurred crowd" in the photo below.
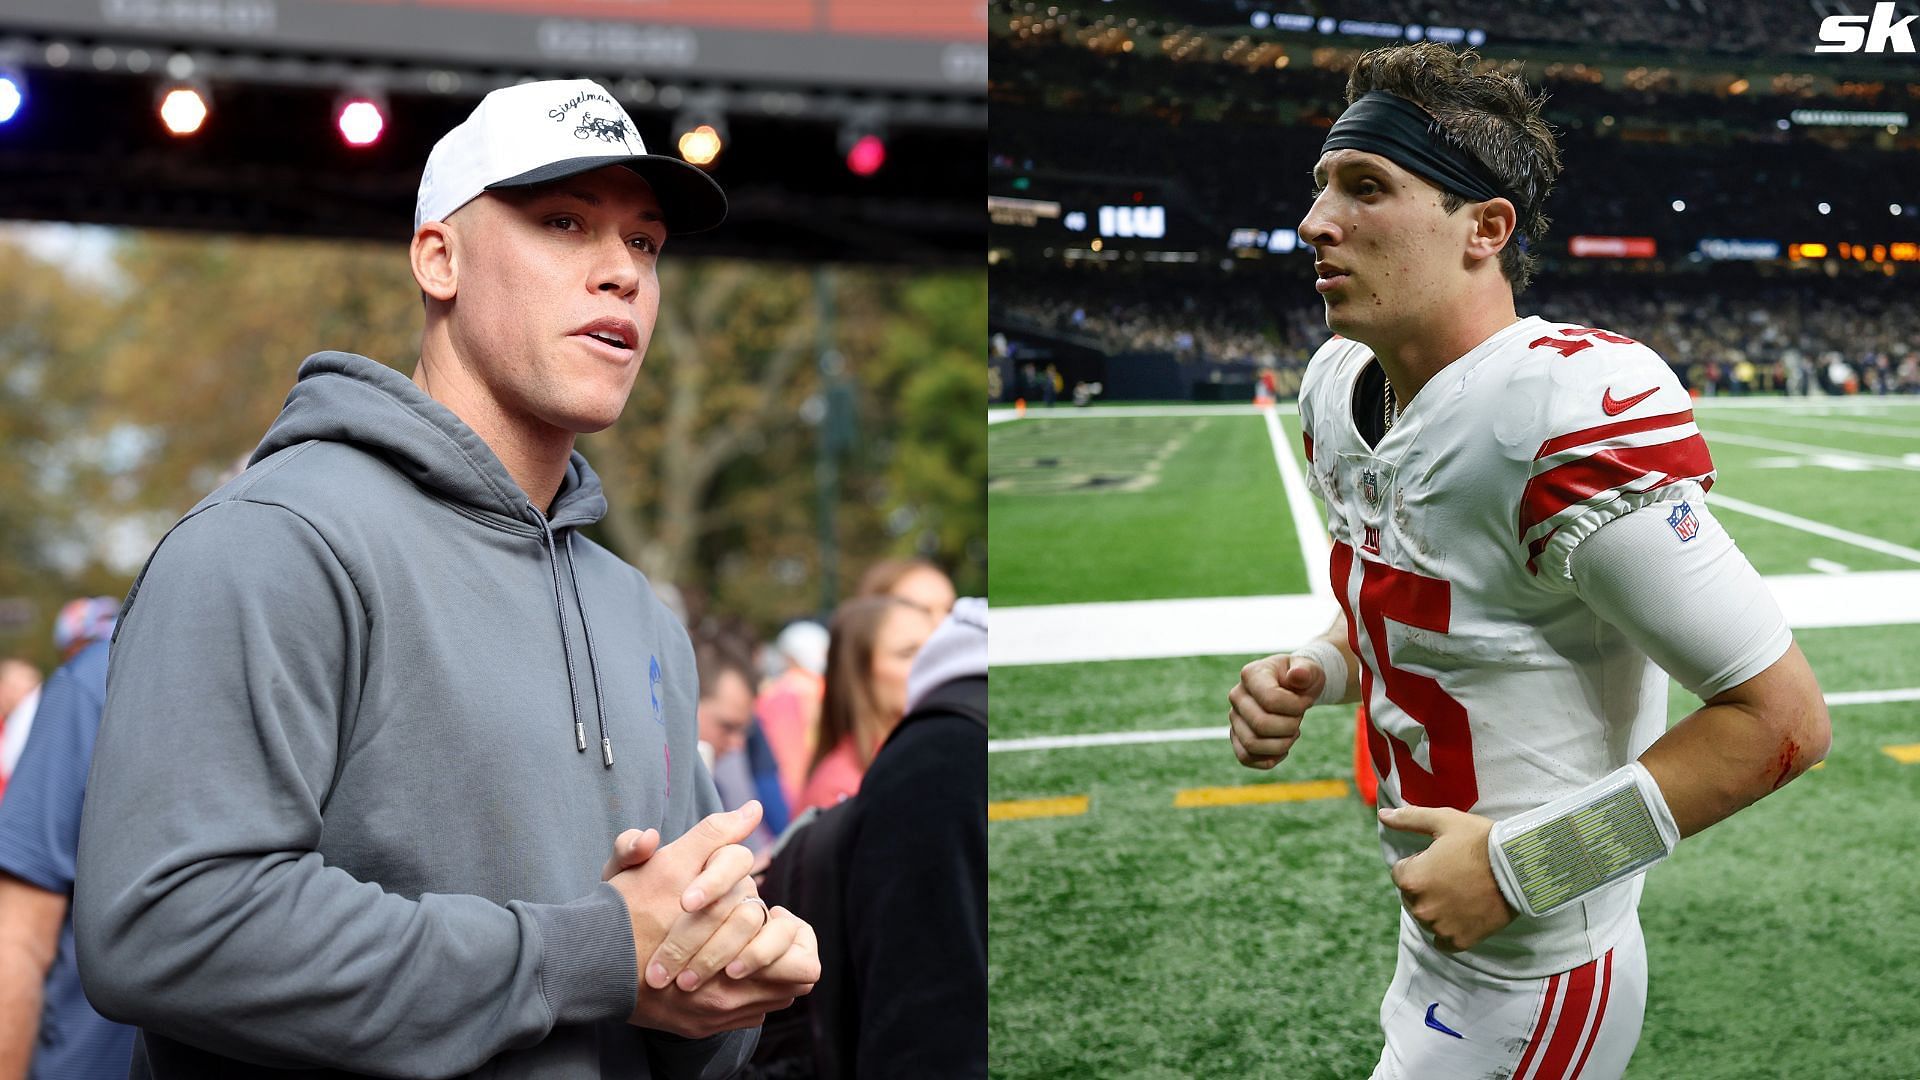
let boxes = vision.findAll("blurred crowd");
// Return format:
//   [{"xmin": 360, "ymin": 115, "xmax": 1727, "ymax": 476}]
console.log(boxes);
[
  {"xmin": 993, "ymin": 268, "xmax": 1920, "ymax": 397},
  {"xmin": 992, "ymin": 17, "xmax": 1920, "ymax": 255},
  {"xmin": 686, "ymin": 557, "xmax": 959, "ymax": 834},
  {"xmin": 995, "ymin": 98, "xmax": 1916, "ymax": 257},
  {"xmin": 999, "ymin": 283, "xmax": 1320, "ymax": 367},
  {"xmin": 1532, "ymin": 284, "xmax": 1920, "ymax": 396}
]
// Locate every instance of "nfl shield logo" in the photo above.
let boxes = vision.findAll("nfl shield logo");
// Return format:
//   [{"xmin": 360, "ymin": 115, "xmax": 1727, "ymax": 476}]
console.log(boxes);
[
  {"xmin": 1667, "ymin": 502, "xmax": 1700, "ymax": 542},
  {"xmin": 1361, "ymin": 469, "xmax": 1380, "ymax": 506}
]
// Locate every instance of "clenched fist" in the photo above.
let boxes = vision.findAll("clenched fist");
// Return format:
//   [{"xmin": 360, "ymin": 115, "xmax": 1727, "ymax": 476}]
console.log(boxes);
[{"xmin": 1228, "ymin": 652, "xmax": 1327, "ymax": 769}]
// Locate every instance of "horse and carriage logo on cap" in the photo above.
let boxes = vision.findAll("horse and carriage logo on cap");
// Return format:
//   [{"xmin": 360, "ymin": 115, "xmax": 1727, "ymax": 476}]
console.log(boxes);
[
  {"xmin": 546, "ymin": 89, "xmax": 637, "ymax": 150},
  {"xmin": 573, "ymin": 113, "xmax": 635, "ymax": 148}
]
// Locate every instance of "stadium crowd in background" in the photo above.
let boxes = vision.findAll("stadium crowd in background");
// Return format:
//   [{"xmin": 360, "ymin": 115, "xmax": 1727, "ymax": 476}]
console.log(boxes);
[
  {"xmin": 996, "ymin": 271, "xmax": 1920, "ymax": 398},
  {"xmin": 991, "ymin": 0, "xmax": 1920, "ymax": 415}
]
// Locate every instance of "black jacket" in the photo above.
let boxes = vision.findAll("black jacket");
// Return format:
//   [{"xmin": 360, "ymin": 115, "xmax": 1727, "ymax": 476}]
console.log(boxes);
[{"xmin": 752, "ymin": 674, "xmax": 986, "ymax": 1080}]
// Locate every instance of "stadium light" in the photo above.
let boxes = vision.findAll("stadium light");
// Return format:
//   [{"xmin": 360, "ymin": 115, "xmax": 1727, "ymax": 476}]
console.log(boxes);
[
  {"xmin": 674, "ymin": 111, "xmax": 725, "ymax": 168},
  {"xmin": 1892, "ymin": 204, "xmax": 1904, "ymax": 217},
  {"xmin": 840, "ymin": 116, "xmax": 886, "ymax": 177},
  {"xmin": 158, "ymin": 83, "xmax": 209, "ymax": 136},
  {"xmin": 1671, "ymin": 199, "xmax": 1686, "ymax": 212},
  {"xmin": 845, "ymin": 134, "xmax": 885, "ymax": 176},
  {"xmin": 1818, "ymin": 202, "xmax": 1832, "ymax": 216},
  {"xmin": 335, "ymin": 92, "xmax": 387, "ymax": 148},
  {"xmin": 0, "ymin": 67, "xmax": 25, "ymax": 125}
]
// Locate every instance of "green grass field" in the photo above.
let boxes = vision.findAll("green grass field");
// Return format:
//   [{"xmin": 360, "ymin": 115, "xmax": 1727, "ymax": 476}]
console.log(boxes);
[
  {"xmin": 988, "ymin": 400, "xmax": 1920, "ymax": 1078},
  {"xmin": 987, "ymin": 413, "xmax": 1306, "ymax": 605}
]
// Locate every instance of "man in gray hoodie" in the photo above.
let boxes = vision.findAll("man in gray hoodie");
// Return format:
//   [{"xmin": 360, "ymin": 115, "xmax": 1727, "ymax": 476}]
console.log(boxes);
[{"xmin": 74, "ymin": 79, "xmax": 818, "ymax": 1078}]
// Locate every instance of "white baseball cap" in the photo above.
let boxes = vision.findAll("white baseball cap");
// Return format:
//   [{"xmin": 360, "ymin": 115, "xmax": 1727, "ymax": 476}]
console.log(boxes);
[{"xmin": 414, "ymin": 78, "xmax": 727, "ymax": 235}]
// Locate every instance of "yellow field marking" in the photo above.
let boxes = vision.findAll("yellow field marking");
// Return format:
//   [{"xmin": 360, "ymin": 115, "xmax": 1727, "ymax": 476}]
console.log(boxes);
[
  {"xmin": 1173, "ymin": 779, "xmax": 1350, "ymax": 808},
  {"xmin": 1882, "ymin": 744, "xmax": 1920, "ymax": 765},
  {"xmin": 989, "ymin": 795, "xmax": 1091, "ymax": 822},
  {"xmin": 1810, "ymin": 761, "xmax": 1826, "ymax": 770}
]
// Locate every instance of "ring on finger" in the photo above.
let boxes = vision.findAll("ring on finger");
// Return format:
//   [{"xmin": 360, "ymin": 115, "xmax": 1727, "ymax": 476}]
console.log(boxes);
[{"xmin": 737, "ymin": 895, "xmax": 770, "ymax": 923}]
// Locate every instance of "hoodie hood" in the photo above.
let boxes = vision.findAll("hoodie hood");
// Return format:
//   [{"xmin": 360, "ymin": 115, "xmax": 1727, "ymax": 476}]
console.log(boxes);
[{"xmin": 253, "ymin": 351, "xmax": 608, "ymax": 530}]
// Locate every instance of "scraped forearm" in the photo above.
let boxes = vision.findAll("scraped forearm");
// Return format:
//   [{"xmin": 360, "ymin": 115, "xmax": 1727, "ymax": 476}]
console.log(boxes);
[{"xmin": 1638, "ymin": 643, "xmax": 1829, "ymax": 838}]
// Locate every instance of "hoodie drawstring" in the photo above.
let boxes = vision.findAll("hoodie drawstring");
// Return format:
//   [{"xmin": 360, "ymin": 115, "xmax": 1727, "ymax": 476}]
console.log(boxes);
[
  {"xmin": 563, "ymin": 531, "xmax": 614, "ymax": 767},
  {"xmin": 538, "ymin": 515, "xmax": 589, "ymax": 755}
]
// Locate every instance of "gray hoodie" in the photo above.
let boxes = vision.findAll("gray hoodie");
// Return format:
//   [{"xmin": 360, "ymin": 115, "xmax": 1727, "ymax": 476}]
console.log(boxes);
[{"xmin": 75, "ymin": 352, "xmax": 755, "ymax": 1079}]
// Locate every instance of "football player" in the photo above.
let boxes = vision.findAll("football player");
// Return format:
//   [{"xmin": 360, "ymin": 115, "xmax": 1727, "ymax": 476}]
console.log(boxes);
[{"xmin": 1226, "ymin": 44, "xmax": 1830, "ymax": 1080}]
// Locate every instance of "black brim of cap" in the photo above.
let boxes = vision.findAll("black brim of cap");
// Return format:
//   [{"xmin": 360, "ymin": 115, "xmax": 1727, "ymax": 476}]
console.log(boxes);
[{"xmin": 487, "ymin": 154, "xmax": 728, "ymax": 234}]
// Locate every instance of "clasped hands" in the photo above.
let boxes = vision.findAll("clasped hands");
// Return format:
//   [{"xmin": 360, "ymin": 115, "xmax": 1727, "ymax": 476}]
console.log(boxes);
[{"xmin": 602, "ymin": 801, "xmax": 819, "ymax": 1038}]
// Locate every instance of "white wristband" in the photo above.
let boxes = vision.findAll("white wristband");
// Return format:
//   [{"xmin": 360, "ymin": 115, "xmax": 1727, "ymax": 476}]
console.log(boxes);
[
  {"xmin": 1487, "ymin": 761, "xmax": 1679, "ymax": 919},
  {"xmin": 1289, "ymin": 638, "xmax": 1349, "ymax": 708}
]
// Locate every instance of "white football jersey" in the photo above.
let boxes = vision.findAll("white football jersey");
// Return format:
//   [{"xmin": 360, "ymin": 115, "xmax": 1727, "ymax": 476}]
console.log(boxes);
[{"xmin": 1298, "ymin": 315, "xmax": 1716, "ymax": 980}]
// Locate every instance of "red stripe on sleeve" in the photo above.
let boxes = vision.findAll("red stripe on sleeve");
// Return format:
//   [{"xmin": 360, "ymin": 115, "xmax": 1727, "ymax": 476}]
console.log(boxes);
[
  {"xmin": 1534, "ymin": 408, "xmax": 1695, "ymax": 460},
  {"xmin": 1533, "ymin": 959, "xmax": 1599, "ymax": 1080},
  {"xmin": 1513, "ymin": 972, "xmax": 1564, "ymax": 1080},
  {"xmin": 1523, "ymin": 473, "xmax": 1716, "ymax": 573},
  {"xmin": 1303, "ymin": 431, "xmax": 1314, "ymax": 464},
  {"xmin": 1566, "ymin": 949, "xmax": 1616, "ymax": 1079},
  {"xmin": 1517, "ymin": 434, "xmax": 1716, "ymax": 543}
]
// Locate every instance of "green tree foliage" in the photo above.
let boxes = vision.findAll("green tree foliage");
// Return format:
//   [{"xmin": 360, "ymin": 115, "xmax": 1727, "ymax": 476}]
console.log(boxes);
[
  {"xmin": 0, "ymin": 228, "xmax": 983, "ymax": 661},
  {"xmin": 0, "ymin": 238, "xmax": 119, "ymax": 668},
  {"xmin": 840, "ymin": 269, "xmax": 988, "ymax": 599}
]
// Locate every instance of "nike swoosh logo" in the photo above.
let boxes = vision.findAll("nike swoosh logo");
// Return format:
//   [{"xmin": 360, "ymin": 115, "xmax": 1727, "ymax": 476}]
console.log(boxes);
[
  {"xmin": 1424, "ymin": 1002, "xmax": 1465, "ymax": 1039},
  {"xmin": 1601, "ymin": 386, "xmax": 1659, "ymax": 416}
]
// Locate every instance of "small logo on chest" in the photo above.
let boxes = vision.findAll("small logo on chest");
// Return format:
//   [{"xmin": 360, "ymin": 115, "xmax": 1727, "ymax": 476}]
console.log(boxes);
[
  {"xmin": 1362, "ymin": 524, "xmax": 1382, "ymax": 554},
  {"xmin": 1360, "ymin": 468, "xmax": 1382, "ymax": 507}
]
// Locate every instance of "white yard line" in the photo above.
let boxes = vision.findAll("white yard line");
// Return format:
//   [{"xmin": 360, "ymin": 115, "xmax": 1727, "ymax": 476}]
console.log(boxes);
[
  {"xmin": 1706, "ymin": 430, "xmax": 1920, "ymax": 471},
  {"xmin": 990, "ymin": 685, "xmax": 1920, "ymax": 752},
  {"xmin": 1826, "ymin": 687, "xmax": 1920, "ymax": 706},
  {"xmin": 1264, "ymin": 409, "xmax": 1332, "ymax": 601},
  {"xmin": 990, "ymin": 568, "xmax": 1920, "ymax": 665},
  {"xmin": 1711, "ymin": 494, "xmax": 1920, "ymax": 565},
  {"xmin": 988, "ymin": 727, "xmax": 1223, "ymax": 752},
  {"xmin": 1692, "ymin": 397, "xmax": 1920, "ymax": 411},
  {"xmin": 1808, "ymin": 558, "xmax": 1851, "ymax": 575},
  {"xmin": 988, "ymin": 593, "xmax": 1339, "ymax": 667},
  {"xmin": 1705, "ymin": 412, "xmax": 1920, "ymax": 440}
]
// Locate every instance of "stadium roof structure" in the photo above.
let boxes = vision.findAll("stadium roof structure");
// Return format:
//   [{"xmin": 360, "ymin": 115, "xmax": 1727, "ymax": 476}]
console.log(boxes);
[{"xmin": 0, "ymin": 1, "xmax": 986, "ymax": 264}]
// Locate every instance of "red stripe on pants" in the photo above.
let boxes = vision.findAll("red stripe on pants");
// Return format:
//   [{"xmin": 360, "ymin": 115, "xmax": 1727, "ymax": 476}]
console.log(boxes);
[
  {"xmin": 1512, "ymin": 972, "xmax": 1564, "ymax": 1080},
  {"xmin": 1533, "ymin": 957, "xmax": 1599, "ymax": 1080},
  {"xmin": 1566, "ymin": 950, "xmax": 1616, "ymax": 1079}
]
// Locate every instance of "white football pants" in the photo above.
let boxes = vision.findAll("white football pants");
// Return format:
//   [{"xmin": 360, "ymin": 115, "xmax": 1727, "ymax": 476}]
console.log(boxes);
[{"xmin": 1369, "ymin": 909, "xmax": 1647, "ymax": 1080}]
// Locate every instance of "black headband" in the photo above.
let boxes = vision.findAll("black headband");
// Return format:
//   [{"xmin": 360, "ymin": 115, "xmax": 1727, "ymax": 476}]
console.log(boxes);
[{"xmin": 1323, "ymin": 91, "xmax": 1522, "ymax": 217}]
